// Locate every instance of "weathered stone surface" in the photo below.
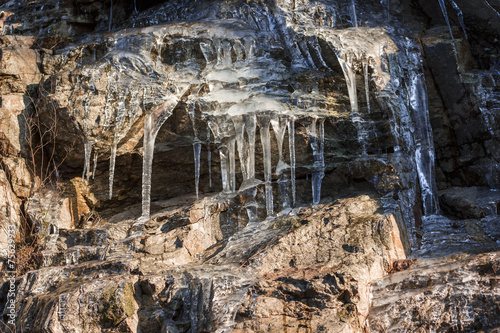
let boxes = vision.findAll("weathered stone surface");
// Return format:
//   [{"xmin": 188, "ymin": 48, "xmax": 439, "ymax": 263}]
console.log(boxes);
[
  {"xmin": 0, "ymin": 94, "xmax": 30, "ymax": 156},
  {"xmin": 230, "ymin": 196, "xmax": 407, "ymax": 332},
  {"xmin": 1, "ymin": 156, "xmax": 31, "ymax": 198},
  {"xmin": 0, "ymin": 170, "xmax": 21, "ymax": 258},
  {"xmin": 369, "ymin": 252, "xmax": 500, "ymax": 332},
  {"xmin": 26, "ymin": 188, "xmax": 74, "ymax": 235}
]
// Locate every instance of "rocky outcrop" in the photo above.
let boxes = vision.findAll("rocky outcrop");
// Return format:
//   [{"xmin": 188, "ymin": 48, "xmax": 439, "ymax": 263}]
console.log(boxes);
[
  {"xmin": 6, "ymin": 195, "xmax": 408, "ymax": 332},
  {"xmin": 369, "ymin": 252, "xmax": 500, "ymax": 332}
]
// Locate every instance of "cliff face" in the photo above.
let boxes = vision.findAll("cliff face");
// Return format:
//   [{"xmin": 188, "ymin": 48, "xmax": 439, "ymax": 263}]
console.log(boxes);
[{"xmin": 0, "ymin": 0, "xmax": 499, "ymax": 332}]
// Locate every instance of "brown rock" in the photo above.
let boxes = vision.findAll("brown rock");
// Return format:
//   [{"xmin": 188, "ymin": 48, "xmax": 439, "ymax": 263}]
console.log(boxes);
[
  {"xmin": 0, "ymin": 94, "xmax": 30, "ymax": 156},
  {"xmin": 26, "ymin": 189, "xmax": 74, "ymax": 233},
  {"xmin": 369, "ymin": 252, "xmax": 500, "ymax": 332},
  {"xmin": 0, "ymin": 47, "xmax": 41, "ymax": 83},
  {"xmin": 0, "ymin": 170, "xmax": 21, "ymax": 258},
  {"xmin": 1, "ymin": 156, "xmax": 32, "ymax": 198}
]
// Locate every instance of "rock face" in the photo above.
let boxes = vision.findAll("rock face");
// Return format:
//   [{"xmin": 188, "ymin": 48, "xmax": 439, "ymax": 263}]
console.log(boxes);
[
  {"xmin": 369, "ymin": 252, "xmax": 500, "ymax": 332},
  {"xmin": 0, "ymin": 0, "xmax": 500, "ymax": 332}
]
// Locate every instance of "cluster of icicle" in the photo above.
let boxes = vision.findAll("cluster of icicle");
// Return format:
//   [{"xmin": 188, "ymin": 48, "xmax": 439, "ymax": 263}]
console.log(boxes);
[{"xmin": 76, "ymin": 0, "xmax": 442, "ymax": 231}]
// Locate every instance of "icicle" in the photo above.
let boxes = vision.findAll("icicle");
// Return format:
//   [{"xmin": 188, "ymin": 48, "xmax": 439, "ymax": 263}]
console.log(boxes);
[
  {"xmin": 92, "ymin": 151, "xmax": 98, "ymax": 180},
  {"xmin": 337, "ymin": 56, "xmax": 358, "ymax": 113},
  {"xmin": 207, "ymin": 125, "xmax": 212, "ymax": 188},
  {"xmin": 245, "ymin": 114, "xmax": 257, "ymax": 180},
  {"xmin": 219, "ymin": 143, "xmax": 231, "ymax": 193},
  {"xmin": 306, "ymin": 118, "xmax": 325, "ymax": 206},
  {"xmin": 233, "ymin": 114, "xmax": 257, "ymax": 190},
  {"xmin": 82, "ymin": 141, "xmax": 93, "ymax": 184},
  {"xmin": 193, "ymin": 142, "xmax": 201, "ymax": 199},
  {"xmin": 188, "ymin": 102, "xmax": 201, "ymax": 197},
  {"xmin": 364, "ymin": 59, "xmax": 371, "ymax": 114},
  {"xmin": 338, "ymin": 56, "xmax": 367, "ymax": 154},
  {"xmin": 109, "ymin": 143, "xmax": 117, "ymax": 199},
  {"xmin": 141, "ymin": 112, "xmax": 154, "ymax": 219},
  {"xmin": 271, "ymin": 115, "xmax": 290, "ymax": 209},
  {"xmin": 450, "ymin": 0, "xmax": 468, "ymax": 39},
  {"xmin": 259, "ymin": 116, "xmax": 273, "ymax": 216},
  {"xmin": 437, "ymin": 0, "xmax": 453, "ymax": 39},
  {"xmin": 108, "ymin": 0, "xmax": 113, "ymax": 32},
  {"xmin": 92, "ymin": 48, "xmax": 96, "ymax": 63},
  {"xmin": 139, "ymin": 92, "xmax": 184, "ymax": 221},
  {"xmin": 134, "ymin": 0, "xmax": 138, "ymax": 13},
  {"xmin": 350, "ymin": 0, "xmax": 358, "ymax": 27},
  {"xmin": 288, "ymin": 118, "xmax": 296, "ymax": 207},
  {"xmin": 229, "ymin": 138, "xmax": 236, "ymax": 192}
]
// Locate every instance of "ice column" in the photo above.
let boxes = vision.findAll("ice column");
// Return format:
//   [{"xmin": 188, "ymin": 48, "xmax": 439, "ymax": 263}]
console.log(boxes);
[
  {"xmin": 108, "ymin": 143, "xmax": 117, "ymax": 199},
  {"xmin": 188, "ymin": 102, "xmax": 201, "ymax": 198},
  {"xmin": 82, "ymin": 141, "xmax": 93, "ymax": 184},
  {"xmin": 233, "ymin": 114, "xmax": 258, "ymax": 190},
  {"xmin": 140, "ymin": 94, "xmax": 184, "ymax": 221},
  {"xmin": 364, "ymin": 59, "xmax": 371, "ymax": 114},
  {"xmin": 306, "ymin": 118, "xmax": 325, "ymax": 206},
  {"xmin": 288, "ymin": 117, "xmax": 296, "ymax": 207},
  {"xmin": 207, "ymin": 125, "xmax": 212, "ymax": 188},
  {"xmin": 271, "ymin": 115, "xmax": 290, "ymax": 209},
  {"xmin": 208, "ymin": 115, "xmax": 237, "ymax": 193},
  {"xmin": 259, "ymin": 116, "xmax": 274, "ymax": 215},
  {"xmin": 193, "ymin": 142, "xmax": 201, "ymax": 198},
  {"xmin": 92, "ymin": 151, "xmax": 98, "ymax": 180},
  {"xmin": 338, "ymin": 56, "xmax": 367, "ymax": 155}
]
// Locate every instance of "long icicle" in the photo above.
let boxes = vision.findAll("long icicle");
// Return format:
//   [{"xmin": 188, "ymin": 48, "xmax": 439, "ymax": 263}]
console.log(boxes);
[
  {"xmin": 92, "ymin": 151, "xmax": 98, "ymax": 180},
  {"xmin": 288, "ymin": 117, "xmax": 296, "ymax": 208},
  {"xmin": 193, "ymin": 142, "xmax": 201, "ymax": 199},
  {"xmin": 140, "ymin": 89, "xmax": 187, "ymax": 221},
  {"xmin": 141, "ymin": 112, "xmax": 154, "ymax": 219},
  {"xmin": 207, "ymin": 125, "xmax": 212, "ymax": 188},
  {"xmin": 364, "ymin": 59, "xmax": 371, "ymax": 114},
  {"xmin": 82, "ymin": 140, "xmax": 93, "ymax": 184},
  {"xmin": 108, "ymin": 142, "xmax": 117, "ymax": 199},
  {"xmin": 260, "ymin": 117, "xmax": 273, "ymax": 216},
  {"xmin": 271, "ymin": 115, "xmax": 290, "ymax": 209}
]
